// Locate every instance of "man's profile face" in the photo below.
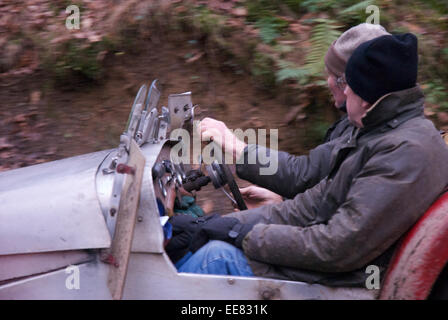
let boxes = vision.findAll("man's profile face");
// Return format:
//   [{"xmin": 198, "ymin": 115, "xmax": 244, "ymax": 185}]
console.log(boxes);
[
  {"xmin": 344, "ymin": 85, "xmax": 370, "ymax": 128},
  {"xmin": 326, "ymin": 71, "xmax": 346, "ymax": 108}
]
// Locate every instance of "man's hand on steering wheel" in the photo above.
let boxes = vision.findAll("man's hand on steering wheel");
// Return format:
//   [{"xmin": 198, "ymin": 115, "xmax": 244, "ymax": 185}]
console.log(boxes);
[{"xmin": 199, "ymin": 117, "xmax": 247, "ymax": 163}]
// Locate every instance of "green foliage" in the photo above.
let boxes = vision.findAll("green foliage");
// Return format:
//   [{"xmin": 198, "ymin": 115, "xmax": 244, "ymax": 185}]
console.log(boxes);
[
  {"xmin": 251, "ymin": 52, "xmax": 276, "ymax": 89},
  {"xmin": 275, "ymin": 60, "xmax": 310, "ymax": 85},
  {"xmin": 45, "ymin": 39, "xmax": 109, "ymax": 83},
  {"xmin": 245, "ymin": 0, "xmax": 306, "ymax": 21},
  {"xmin": 246, "ymin": 0, "xmax": 279, "ymax": 22},
  {"xmin": 49, "ymin": 0, "xmax": 84, "ymax": 15},
  {"xmin": 311, "ymin": 120, "xmax": 331, "ymax": 142},
  {"xmin": 338, "ymin": 0, "xmax": 377, "ymax": 24},
  {"xmin": 255, "ymin": 16, "xmax": 289, "ymax": 44},
  {"xmin": 300, "ymin": 0, "xmax": 377, "ymax": 23},
  {"xmin": 424, "ymin": 0, "xmax": 448, "ymax": 15},
  {"xmin": 417, "ymin": 33, "xmax": 448, "ymax": 90},
  {"xmin": 193, "ymin": 7, "xmax": 225, "ymax": 35},
  {"xmin": 304, "ymin": 18, "xmax": 342, "ymax": 75},
  {"xmin": 439, "ymin": 48, "xmax": 448, "ymax": 82},
  {"xmin": 442, "ymin": 48, "xmax": 448, "ymax": 58},
  {"xmin": 282, "ymin": 0, "xmax": 306, "ymax": 13},
  {"xmin": 273, "ymin": 44, "xmax": 294, "ymax": 54},
  {"xmin": 340, "ymin": 0, "xmax": 375, "ymax": 14},
  {"xmin": 300, "ymin": 0, "xmax": 340, "ymax": 13},
  {"xmin": 188, "ymin": 7, "xmax": 231, "ymax": 49},
  {"xmin": 274, "ymin": 19, "xmax": 340, "ymax": 87},
  {"xmin": 303, "ymin": 118, "xmax": 332, "ymax": 147},
  {"xmin": 425, "ymin": 80, "xmax": 448, "ymax": 112}
]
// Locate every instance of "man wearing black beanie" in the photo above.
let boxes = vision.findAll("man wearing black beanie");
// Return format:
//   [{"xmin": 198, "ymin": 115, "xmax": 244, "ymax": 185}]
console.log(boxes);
[{"xmin": 344, "ymin": 33, "xmax": 419, "ymax": 127}]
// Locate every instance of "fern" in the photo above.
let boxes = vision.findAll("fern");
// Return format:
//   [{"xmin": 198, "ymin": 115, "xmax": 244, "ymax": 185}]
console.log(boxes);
[
  {"xmin": 257, "ymin": 21, "xmax": 279, "ymax": 44},
  {"xmin": 340, "ymin": 0, "xmax": 375, "ymax": 14},
  {"xmin": 304, "ymin": 18, "xmax": 342, "ymax": 75},
  {"xmin": 255, "ymin": 16, "xmax": 289, "ymax": 44},
  {"xmin": 275, "ymin": 60, "xmax": 310, "ymax": 84},
  {"xmin": 300, "ymin": 0, "xmax": 339, "ymax": 13},
  {"xmin": 274, "ymin": 18, "xmax": 341, "ymax": 86}
]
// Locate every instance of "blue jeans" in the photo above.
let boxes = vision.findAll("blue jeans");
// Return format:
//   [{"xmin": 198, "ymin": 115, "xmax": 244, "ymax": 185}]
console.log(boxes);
[{"xmin": 176, "ymin": 240, "xmax": 254, "ymax": 276}]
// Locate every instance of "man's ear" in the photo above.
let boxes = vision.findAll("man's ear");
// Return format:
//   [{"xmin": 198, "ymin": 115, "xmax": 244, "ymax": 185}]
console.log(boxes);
[{"xmin": 362, "ymin": 100, "xmax": 371, "ymax": 111}]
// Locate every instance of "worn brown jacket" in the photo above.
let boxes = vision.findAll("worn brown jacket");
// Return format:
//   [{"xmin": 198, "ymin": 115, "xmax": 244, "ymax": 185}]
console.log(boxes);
[{"xmin": 227, "ymin": 86, "xmax": 448, "ymax": 287}]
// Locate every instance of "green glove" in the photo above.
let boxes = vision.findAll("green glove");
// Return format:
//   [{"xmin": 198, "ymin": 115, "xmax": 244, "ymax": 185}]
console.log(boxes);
[{"xmin": 174, "ymin": 196, "xmax": 204, "ymax": 218}]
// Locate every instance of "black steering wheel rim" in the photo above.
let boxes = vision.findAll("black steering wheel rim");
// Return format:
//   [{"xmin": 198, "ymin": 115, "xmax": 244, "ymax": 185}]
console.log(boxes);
[{"xmin": 218, "ymin": 163, "xmax": 247, "ymax": 211}]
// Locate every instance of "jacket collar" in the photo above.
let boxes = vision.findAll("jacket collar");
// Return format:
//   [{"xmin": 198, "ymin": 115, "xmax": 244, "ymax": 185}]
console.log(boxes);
[{"xmin": 360, "ymin": 86, "xmax": 425, "ymax": 131}]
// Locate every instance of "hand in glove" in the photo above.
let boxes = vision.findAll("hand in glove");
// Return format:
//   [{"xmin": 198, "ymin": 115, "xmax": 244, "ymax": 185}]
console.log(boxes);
[
  {"xmin": 190, "ymin": 216, "xmax": 254, "ymax": 252},
  {"xmin": 165, "ymin": 214, "xmax": 217, "ymax": 263}
]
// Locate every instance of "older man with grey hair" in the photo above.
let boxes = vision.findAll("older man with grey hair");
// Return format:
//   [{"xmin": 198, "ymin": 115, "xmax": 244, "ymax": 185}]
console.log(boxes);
[{"xmin": 323, "ymin": 22, "xmax": 390, "ymax": 141}]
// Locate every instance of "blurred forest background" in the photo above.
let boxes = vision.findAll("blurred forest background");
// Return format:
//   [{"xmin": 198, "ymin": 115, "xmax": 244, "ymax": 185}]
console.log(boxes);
[{"xmin": 1, "ymin": 0, "xmax": 448, "ymax": 172}]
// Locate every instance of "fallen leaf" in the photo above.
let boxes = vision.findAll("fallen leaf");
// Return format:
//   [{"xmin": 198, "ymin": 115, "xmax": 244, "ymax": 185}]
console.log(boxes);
[
  {"xmin": 226, "ymin": 18, "xmax": 245, "ymax": 28},
  {"xmin": 30, "ymin": 90, "xmax": 41, "ymax": 104},
  {"xmin": 209, "ymin": 0, "xmax": 233, "ymax": 12},
  {"xmin": 424, "ymin": 109, "xmax": 435, "ymax": 117},
  {"xmin": 284, "ymin": 105, "xmax": 304, "ymax": 125},
  {"xmin": 438, "ymin": 112, "xmax": 448, "ymax": 124},
  {"xmin": 0, "ymin": 151, "xmax": 13, "ymax": 159},
  {"xmin": 174, "ymin": 5, "xmax": 187, "ymax": 14},
  {"xmin": 185, "ymin": 52, "xmax": 204, "ymax": 64},
  {"xmin": 87, "ymin": 33, "xmax": 102, "ymax": 43},
  {"xmin": 246, "ymin": 117, "xmax": 264, "ymax": 128},
  {"xmin": 97, "ymin": 50, "xmax": 107, "ymax": 61},
  {"xmin": 82, "ymin": 17, "xmax": 93, "ymax": 29},
  {"xmin": 0, "ymin": 137, "xmax": 13, "ymax": 150},
  {"xmin": 13, "ymin": 114, "xmax": 27, "ymax": 123},
  {"xmin": 289, "ymin": 23, "xmax": 303, "ymax": 34},
  {"xmin": 400, "ymin": 21, "xmax": 426, "ymax": 34},
  {"xmin": 45, "ymin": 146, "xmax": 57, "ymax": 155},
  {"xmin": 231, "ymin": 7, "xmax": 247, "ymax": 17},
  {"xmin": 278, "ymin": 40, "xmax": 301, "ymax": 45},
  {"xmin": 17, "ymin": 128, "xmax": 41, "ymax": 141},
  {"xmin": 33, "ymin": 159, "xmax": 47, "ymax": 164}
]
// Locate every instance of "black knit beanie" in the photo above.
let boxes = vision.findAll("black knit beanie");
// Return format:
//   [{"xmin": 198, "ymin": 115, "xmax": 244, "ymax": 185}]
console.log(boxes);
[{"xmin": 345, "ymin": 33, "xmax": 418, "ymax": 104}]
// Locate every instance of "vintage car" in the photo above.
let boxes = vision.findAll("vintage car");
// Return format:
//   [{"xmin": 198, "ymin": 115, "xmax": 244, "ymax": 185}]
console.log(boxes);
[{"xmin": 0, "ymin": 81, "xmax": 447, "ymax": 300}]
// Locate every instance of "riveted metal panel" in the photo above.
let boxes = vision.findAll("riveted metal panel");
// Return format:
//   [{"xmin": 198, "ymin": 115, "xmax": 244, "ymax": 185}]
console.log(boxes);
[
  {"xmin": 122, "ymin": 253, "xmax": 377, "ymax": 300},
  {"xmin": 0, "ymin": 260, "xmax": 110, "ymax": 299},
  {"xmin": 0, "ymin": 250, "xmax": 93, "ymax": 282},
  {"xmin": 130, "ymin": 141, "xmax": 166, "ymax": 253}
]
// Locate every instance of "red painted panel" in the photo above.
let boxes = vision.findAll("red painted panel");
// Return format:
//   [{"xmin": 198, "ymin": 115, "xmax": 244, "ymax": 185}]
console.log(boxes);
[{"xmin": 380, "ymin": 192, "xmax": 448, "ymax": 299}]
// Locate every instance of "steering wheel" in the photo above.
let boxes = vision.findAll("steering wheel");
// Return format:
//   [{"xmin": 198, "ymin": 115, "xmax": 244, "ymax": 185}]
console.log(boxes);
[{"xmin": 205, "ymin": 160, "xmax": 247, "ymax": 211}]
